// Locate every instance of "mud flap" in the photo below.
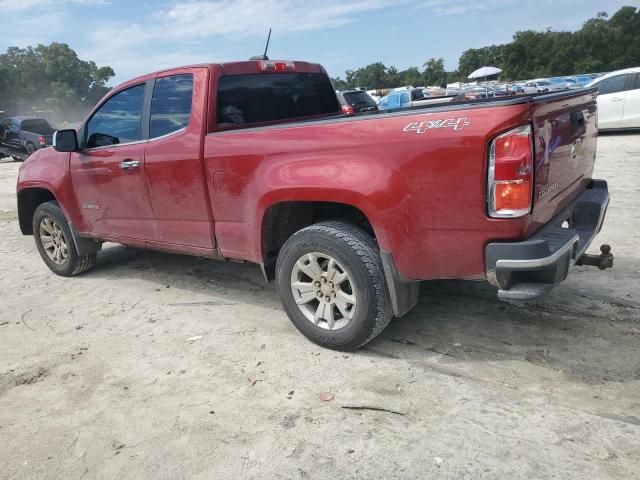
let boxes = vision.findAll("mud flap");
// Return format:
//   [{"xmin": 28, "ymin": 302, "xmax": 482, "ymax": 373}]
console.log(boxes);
[
  {"xmin": 381, "ymin": 252, "xmax": 419, "ymax": 317},
  {"xmin": 68, "ymin": 222, "xmax": 102, "ymax": 255}
]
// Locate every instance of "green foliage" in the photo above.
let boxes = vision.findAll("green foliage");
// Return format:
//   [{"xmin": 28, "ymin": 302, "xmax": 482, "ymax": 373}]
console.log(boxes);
[
  {"xmin": 458, "ymin": 45, "xmax": 504, "ymax": 79},
  {"xmin": 334, "ymin": 6, "xmax": 640, "ymax": 89},
  {"xmin": 0, "ymin": 43, "xmax": 114, "ymax": 123},
  {"xmin": 422, "ymin": 58, "xmax": 448, "ymax": 87}
]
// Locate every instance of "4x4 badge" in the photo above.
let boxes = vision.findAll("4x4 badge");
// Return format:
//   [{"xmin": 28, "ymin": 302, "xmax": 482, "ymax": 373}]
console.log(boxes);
[{"xmin": 404, "ymin": 117, "xmax": 471, "ymax": 134}]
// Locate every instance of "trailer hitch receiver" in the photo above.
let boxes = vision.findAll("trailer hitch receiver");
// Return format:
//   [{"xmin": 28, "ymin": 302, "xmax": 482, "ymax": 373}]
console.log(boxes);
[{"xmin": 575, "ymin": 244, "xmax": 613, "ymax": 270}]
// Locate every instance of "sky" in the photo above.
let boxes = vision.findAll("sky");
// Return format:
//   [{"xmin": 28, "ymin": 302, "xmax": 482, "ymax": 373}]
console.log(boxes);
[{"xmin": 1, "ymin": 0, "xmax": 638, "ymax": 84}]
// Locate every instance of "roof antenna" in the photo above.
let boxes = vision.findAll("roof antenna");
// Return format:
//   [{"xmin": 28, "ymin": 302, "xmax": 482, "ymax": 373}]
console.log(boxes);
[{"xmin": 250, "ymin": 28, "xmax": 272, "ymax": 61}]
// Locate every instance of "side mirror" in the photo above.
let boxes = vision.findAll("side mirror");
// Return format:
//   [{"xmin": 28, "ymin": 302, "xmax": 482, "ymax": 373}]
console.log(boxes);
[{"xmin": 53, "ymin": 129, "xmax": 79, "ymax": 152}]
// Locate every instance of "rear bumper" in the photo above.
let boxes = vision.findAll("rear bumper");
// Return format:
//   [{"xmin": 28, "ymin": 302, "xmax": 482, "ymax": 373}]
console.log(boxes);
[{"xmin": 485, "ymin": 179, "xmax": 610, "ymax": 301}]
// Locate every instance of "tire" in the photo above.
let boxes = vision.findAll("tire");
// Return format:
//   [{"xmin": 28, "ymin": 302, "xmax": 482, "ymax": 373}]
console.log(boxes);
[
  {"xmin": 26, "ymin": 143, "xmax": 36, "ymax": 157},
  {"xmin": 33, "ymin": 201, "xmax": 97, "ymax": 277},
  {"xmin": 276, "ymin": 221, "xmax": 393, "ymax": 351}
]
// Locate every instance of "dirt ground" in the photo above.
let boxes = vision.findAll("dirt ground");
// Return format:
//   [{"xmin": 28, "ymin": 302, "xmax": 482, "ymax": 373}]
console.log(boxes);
[{"xmin": 0, "ymin": 133, "xmax": 639, "ymax": 480}]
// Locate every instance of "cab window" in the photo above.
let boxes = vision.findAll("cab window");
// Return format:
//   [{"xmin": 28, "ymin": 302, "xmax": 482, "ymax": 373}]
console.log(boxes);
[
  {"xmin": 216, "ymin": 72, "xmax": 339, "ymax": 128},
  {"xmin": 150, "ymin": 74, "xmax": 193, "ymax": 138},
  {"xmin": 86, "ymin": 84, "xmax": 146, "ymax": 148}
]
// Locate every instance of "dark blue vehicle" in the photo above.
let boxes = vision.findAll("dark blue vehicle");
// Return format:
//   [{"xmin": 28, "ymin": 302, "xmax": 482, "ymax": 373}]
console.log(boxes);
[{"xmin": 0, "ymin": 116, "xmax": 54, "ymax": 160}]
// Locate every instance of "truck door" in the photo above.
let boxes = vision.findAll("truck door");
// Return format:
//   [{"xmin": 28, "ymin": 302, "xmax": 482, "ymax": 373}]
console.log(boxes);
[
  {"xmin": 143, "ymin": 68, "xmax": 215, "ymax": 249},
  {"xmin": 6, "ymin": 119, "xmax": 21, "ymax": 148},
  {"xmin": 69, "ymin": 83, "xmax": 158, "ymax": 241},
  {"xmin": 595, "ymin": 73, "xmax": 628, "ymax": 128},
  {"xmin": 621, "ymin": 73, "xmax": 640, "ymax": 128}
]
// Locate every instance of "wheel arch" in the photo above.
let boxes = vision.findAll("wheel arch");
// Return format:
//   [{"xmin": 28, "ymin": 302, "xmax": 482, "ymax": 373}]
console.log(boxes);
[
  {"xmin": 259, "ymin": 199, "xmax": 379, "ymax": 282},
  {"xmin": 17, "ymin": 187, "xmax": 57, "ymax": 235},
  {"xmin": 259, "ymin": 199, "xmax": 419, "ymax": 317}
]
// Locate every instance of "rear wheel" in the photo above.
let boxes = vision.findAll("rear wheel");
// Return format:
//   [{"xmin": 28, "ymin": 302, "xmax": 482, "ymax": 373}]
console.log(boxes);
[
  {"xmin": 33, "ymin": 201, "xmax": 97, "ymax": 276},
  {"xmin": 276, "ymin": 221, "xmax": 393, "ymax": 351},
  {"xmin": 26, "ymin": 143, "xmax": 36, "ymax": 157}
]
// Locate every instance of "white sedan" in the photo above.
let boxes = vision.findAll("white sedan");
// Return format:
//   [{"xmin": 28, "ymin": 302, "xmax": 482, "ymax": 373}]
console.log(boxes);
[
  {"xmin": 522, "ymin": 80, "xmax": 557, "ymax": 94},
  {"xmin": 586, "ymin": 67, "xmax": 640, "ymax": 129}
]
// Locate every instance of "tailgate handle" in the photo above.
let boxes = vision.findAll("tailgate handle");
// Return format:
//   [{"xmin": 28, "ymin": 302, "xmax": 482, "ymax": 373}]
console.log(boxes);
[{"xmin": 570, "ymin": 110, "xmax": 586, "ymax": 137}]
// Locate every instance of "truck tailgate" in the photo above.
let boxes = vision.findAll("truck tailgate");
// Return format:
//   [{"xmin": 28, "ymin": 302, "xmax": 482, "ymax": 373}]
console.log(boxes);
[{"xmin": 529, "ymin": 89, "xmax": 598, "ymax": 232}]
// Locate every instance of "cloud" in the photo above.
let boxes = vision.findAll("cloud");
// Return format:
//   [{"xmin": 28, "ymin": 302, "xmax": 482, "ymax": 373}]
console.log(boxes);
[
  {"xmin": 0, "ymin": 0, "xmax": 107, "ymax": 12},
  {"xmin": 88, "ymin": 0, "xmax": 406, "ymax": 50},
  {"xmin": 80, "ymin": 0, "xmax": 412, "ymax": 80},
  {"xmin": 434, "ymin": 6, "xmax": 468, "ymax": 15},
  {"xmin": 0, "ymin": 0, "xmax": 521, "ymax": 82}
]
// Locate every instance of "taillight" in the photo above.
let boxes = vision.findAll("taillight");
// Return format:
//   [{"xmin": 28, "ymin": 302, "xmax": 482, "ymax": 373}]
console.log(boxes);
[
  {"xmin": 38, "ymin": 136, "xmax": 46, "ymax": 146},
  {"xmin": 487, "ymin": 124, "xmax": 533, "ymax": 218},
  {"xmin": 257, "ymin": 60, "xmax": 295, "ymax": 72},
  {"xmin": 341, "ymin": 105, "xmax": 354, "ymax": 115}
]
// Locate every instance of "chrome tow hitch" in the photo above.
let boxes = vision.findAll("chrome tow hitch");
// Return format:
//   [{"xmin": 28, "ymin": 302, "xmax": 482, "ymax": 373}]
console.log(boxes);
[{"xmin": 576, "ymin": 244, "xmax": 614, "ymax": 270}]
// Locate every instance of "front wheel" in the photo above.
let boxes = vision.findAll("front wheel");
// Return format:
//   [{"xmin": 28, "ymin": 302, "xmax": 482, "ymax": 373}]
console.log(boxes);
[
  {"xmin": 33, "ymin": 201, "xmax": 97, "ymax": 277},
  {"xmin": 276, "ymin": 221, "xmax": 393, "ymax": 351}
]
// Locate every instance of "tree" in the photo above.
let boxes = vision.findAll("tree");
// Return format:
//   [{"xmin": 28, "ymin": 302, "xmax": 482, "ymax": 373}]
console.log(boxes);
[
  {"xmin": 332, "ymin": 6, "xmax": 640, "ymax": 88},
  {"xmin": 422, "ymin": 58, "xmax": 447, "ymax": 86},
  {"xmin": 331, "ymin": 77, "xmax": 349, "ymax": 90},
  {"xmin": 457, "ymin": 45, "xmax": 504, "ymax": 78},
  {"xmin": 400, "ymin": 67, "xmax": 423, "ymax": 87},
  {"xmin": 0, "ymin": 43, "xmax": 114, "ymax": 124}
]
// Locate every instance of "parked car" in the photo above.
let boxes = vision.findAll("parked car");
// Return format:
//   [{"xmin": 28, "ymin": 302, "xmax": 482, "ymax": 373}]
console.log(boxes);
[
  {"xmin": 0, "ymin": 116, "xmax": 54, "ymax": 159},
  {"xmin": 556, "ymin": 77, "xmax": 582, "ymax": 90},
  {"xmin": 505, "ymin": 84, "xmax": 526, "ymax": 95},
  {"xmin": 459, "ymin": 86, "xmax": 509, "ymax": 100},
  {"xmin": 522, "ymin": 80, "xmax": 561, "ymax": 94},
  {"xmin": 585, "ymin": 67, "xmax": 640, "ymax": 129},
  {"xmin": 377, "ymin": 88, "xmax": 453, "ymax": 110},
  {"xmin": 336, "ymin": 89, "xmax": 378, "ymax": 115},
  {"xmin": 546, "ymin": 77, "xmax": 575, "ymax": 90},
  {"xmin": 568, "ymin": 75, "xmax": 596, "ymax": 87},
  {"xmin": 17, "ymin": 59, "xmax": 612, "ymax": 350}
]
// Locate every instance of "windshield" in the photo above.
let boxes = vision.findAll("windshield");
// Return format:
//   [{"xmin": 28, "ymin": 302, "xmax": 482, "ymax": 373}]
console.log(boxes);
[{"xmin": 21, "ymin": 119, "xmax": 54, "ymax": 134}]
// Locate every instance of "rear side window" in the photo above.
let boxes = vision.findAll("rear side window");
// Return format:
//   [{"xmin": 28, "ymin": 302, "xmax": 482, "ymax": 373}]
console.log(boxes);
[
  {"xmin": 150, "ymin": 74, "xmax": 193, "ymax": 138},
  {"xmin": 343, "ymin": 91, "xmax": 376, "ymax": 107},
  {"xmin": 596, "ymin": 75, "xmax": 627, "ymax": 95},
  {"xmin": 217, "ymin": 73, "xmax": 339, "ymax": 127}
]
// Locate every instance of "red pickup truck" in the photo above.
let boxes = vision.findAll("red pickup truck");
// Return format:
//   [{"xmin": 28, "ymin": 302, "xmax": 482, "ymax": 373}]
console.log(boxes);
[{"xmin": 17, "ymin": 59, "xmax": 613, "ymax": 350}]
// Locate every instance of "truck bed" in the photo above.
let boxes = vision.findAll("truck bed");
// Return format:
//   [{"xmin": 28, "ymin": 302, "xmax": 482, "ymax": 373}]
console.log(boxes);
[{"xmin": 205, "ymin": 88, "xmax": 598, "ymax": 281}]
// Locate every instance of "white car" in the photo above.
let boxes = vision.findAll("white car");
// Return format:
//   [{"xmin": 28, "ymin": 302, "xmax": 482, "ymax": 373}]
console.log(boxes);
[
  {"xmin": 522, "ymin": 80, "xmax": 553, "ymax": 94},
  {"xmin": 586, "ymin": 67, "xmax": 640, "ymax": 129}
]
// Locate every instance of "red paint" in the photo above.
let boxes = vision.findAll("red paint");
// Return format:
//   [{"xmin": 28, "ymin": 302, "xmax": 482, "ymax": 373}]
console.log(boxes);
[{"xmin": 17, "ymin": 61, "xmax": 598, "ymax": 281}]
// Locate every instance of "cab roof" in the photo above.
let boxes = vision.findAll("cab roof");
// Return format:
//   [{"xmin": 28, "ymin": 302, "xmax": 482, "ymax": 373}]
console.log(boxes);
[{"xmin": 117, "ymin": 60, "xmax": 327, "ymax": 90}]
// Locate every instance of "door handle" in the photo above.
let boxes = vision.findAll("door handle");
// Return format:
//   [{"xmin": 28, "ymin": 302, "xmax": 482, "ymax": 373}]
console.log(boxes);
[
  {"xmin": 610, "ymin": 98, "xmax": 624, "ymax": 102},
  {"xmin": 119, "ymin": 159, "xmax": 140, "ymax": 170}
]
